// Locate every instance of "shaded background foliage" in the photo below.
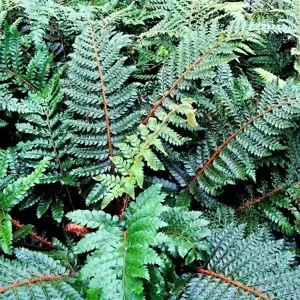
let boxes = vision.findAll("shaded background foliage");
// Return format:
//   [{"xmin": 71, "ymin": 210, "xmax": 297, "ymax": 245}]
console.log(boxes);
[{"xmin": 0, "ymin": 0, "xmax": 300, "ymax": 299}]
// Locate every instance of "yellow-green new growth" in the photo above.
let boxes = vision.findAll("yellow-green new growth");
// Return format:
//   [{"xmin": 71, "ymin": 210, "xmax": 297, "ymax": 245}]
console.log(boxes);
[{"xmin": 93, "ymin": 99, "xmax": 198, "ymax": 209}]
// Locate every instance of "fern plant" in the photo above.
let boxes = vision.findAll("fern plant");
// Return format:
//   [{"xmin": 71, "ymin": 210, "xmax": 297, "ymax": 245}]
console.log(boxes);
[
  {"xmin": 181, "ymin": 80, "xmax": 300, "ymax": 196},
  {"xmin": 236, "ymin": 131, "xmax": 300, "ymax": 236},
  {"xmin": 181, "ymin": 223, "xmax": 300, "ymax": 299},
  {"xmin": 238, "ymin": 183, "xmax": 300, "ymax": 236},
  {"xmin": 90, "ymin": 99, "xmax": 198, "ymax": 209},
  {"xmin": 0, "ymin": 24, "xmax": 55, "ymax": 93},
  {"xmin": 64, "ymin": 23, "xmax": 142, "ymax": 177},
  {"xmin": 0, "ymin": 247, "xmax": 82, "ymax": 299},
  {"xmin": 0, "ymin": 1, "xmax": 299, "ymax": 299},
  {"xmin": 0, "ymin": 69, "xmax": 77, "ymax": 222},
  {"xmin": 0, "ymin": 156, "xmax": 48, "ymax": 254},
  {"xmin": 67, "ymin": 184, "xmax": 210, "ymax": 299}
]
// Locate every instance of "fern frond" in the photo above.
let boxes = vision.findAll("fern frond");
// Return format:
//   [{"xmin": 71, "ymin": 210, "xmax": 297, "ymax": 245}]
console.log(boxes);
[
  {"xmin": 0, "ymin": 24, "xmax": 54, "ymax": 93},
  {"xmin": 0, "ymin": 150, "xmax": 8, "ymax": 180},
  {"xmin": 187, "ymin": 81, "xmax": 300, "ymax": 194},
  {"xmin": 0, "ymin": 73, "xmax": 75, "ymax": 220},
  {"xmin": 238, "ymin": 181, "xmax": 300, "ymax": 235},
  {"xmin": 20, "ymin": 0, "xmax": 83, "ymax": 49},
  {"xmin": 181, "ymin": 224, "xmax": 300, "ymax": 299},
  {"xmin": 68, "ymin": 185, "xmax": 166, "ymax": 299},
  {"xmin": 0, "ymin": 0, "xmax": 19, "ymax": 27},
  {"xmin": 0, "ymin": 119, "xmax": 7, "ymax": 127},
  {"xmin": 0, "ymin": 159, "xmax": 48, "ymax": 253},
  {"xmin": 69, "ymin": 184, "xmax": 211, "ymax": 299},
  {"xmin": 1, "ymin": 158, "xmax": 48, "ymax": 211},
  {"xmin": 12, "ymin": 219, "xmax": 55, "ymax": 248},
  {"xmin": 254, "ymin": 67, "xmax": 286, "ymax": 87},
  {"xmin": 142, "ymin": 19, "xmax": 294, "ymax": 124},
  {"xmin": 67, "ymin": 209, "xmax": 119, "ymax": 229},
  {"xmin": 65, "ymin": 23, "xmax": 141, "ymax": 176},
  {"xmin": 0, "ymin": 248, "xmax": 82, "ymax": 299},
  {"xmin": 92, "ymin": 99, "xmax": 198, "ymax": 208},
  {"xmin": 160, "ymin": 208, "xmax": 211, "ymax": 263},
  {"xmin": 145, "ymin": 0, "xmax": 221, "ymax": 37}
]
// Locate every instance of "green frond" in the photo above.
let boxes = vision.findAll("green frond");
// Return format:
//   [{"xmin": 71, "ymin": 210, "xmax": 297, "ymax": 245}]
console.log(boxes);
[
  {"xmin": 0, "ymin": 159, "xmax": 48, "ymax": 254},
  {"xmin": 69, "ymin": 184, "xmax": 212, "ymax": 299},
  {"xmin": 0, "ymin": 2, "xmax": 299, "ymax": 300},
  {"xmin": 239, "ymin": 182, "xmax": 300, "ymax": 236},
  {"xmin": 13, "ymin": 224, "xmax": 33, "ymax": 243},
  {"xmin": 205, "ymin": 204, "xmax": 238, "ymax": 228},
  {"xmin": 0, "ymin": 150, "xmax": 8, "ymax": 179},
  {"xmin": 0, "ymin": 0, "xmax": 19, "ymax": 28},
  {"xmin": 159, "ymin": 208, "xmax": 211, "ymax": 263},
  {"xmin": 69, "ymin": 185, "xmax": 167, "ymax": 300},
  {"xmin": 146, "ymin": 0, "xmax": 221, "ymax": 37},
  {"xmin": 0, "ymin": 119, "xmax": 7, "ymax": 127},
  {"xmin": 254, "ymin": 67, "xmax": 286, "ymax": 87},
  {"xmin": 181, "ymin": 224, "xmax": 300, "ymax": 299},
  {"xmin": 91, "ymin": 100, "xmax": 198, "ymax": 208},
  {"xmin": 0, "ymin": 24, "xmax": 54, "ymax": 93},
  {"xmin": 20, "ymin": 0, "xmax": 83, "ymax": 49},
  {"xmin": 67, "ymin": 209, "xmax": 120, "ymax": 229},
  {"xmin": 142, "ymin": 16, "xmax": 293, "ymax": 126},
  {"xmin": 187, "ymin": 81, "xmax": 300, "ymax": 195},
  {"xmin": 1, "ymin": 158, "xmax": 48, "ymax": 211},
  {"xmin": 0, "ymin": 72, "xmax": 73, "ymax": 222},
  {"xmin": 65, "ymin": 23, "xmax": 142, "ymax": 177},
  {"xmin": 0, "ymin": 248, "xmax": 82, "ymax": 299}
]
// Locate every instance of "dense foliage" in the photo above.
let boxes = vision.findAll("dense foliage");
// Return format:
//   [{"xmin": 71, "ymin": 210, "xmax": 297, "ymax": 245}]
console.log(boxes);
[{"xmin": 0, "ymin": 0, "xmax": 300, "ymax": 299}]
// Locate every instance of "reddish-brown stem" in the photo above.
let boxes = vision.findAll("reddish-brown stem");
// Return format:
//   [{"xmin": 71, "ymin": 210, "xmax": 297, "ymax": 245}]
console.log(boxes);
[
  {"xmin": 236, "ymin": 181, "xmax": 300, "ymax": 212},
  {"xmin": 90, "ymin": 24, "xmax": 114, "ymax": 171},
  {"xmin": 12, "ymin": 219, "xmax": 55, "ymax": 249},
  {"xmin": 0, "ymin": 274, "xmax": 71, "ymax": 293},
  {"xmin": 187, "ymin": 101, "xmax": 296, "ymax": 189},
  {"xmin": 142, "ymin": 40, "xmax": 224, "ymax": 125},
  {"xmin": 118, "ymin": 195, "xmax": 130, "ymax": 220},
  {"xmin": 198, "ymin": 269, "xmax": 271, "ymax": 300}
]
